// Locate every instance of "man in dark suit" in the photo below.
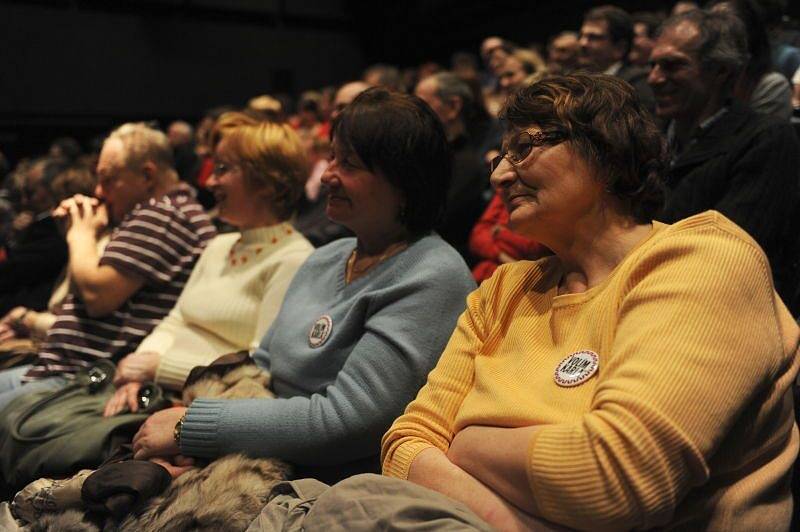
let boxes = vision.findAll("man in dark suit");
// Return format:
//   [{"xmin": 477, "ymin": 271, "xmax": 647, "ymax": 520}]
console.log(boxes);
[
  {"xmin": 649, "ymin": 8, "xmax": 800, "ymax": 314},
  {"xmin": 578, "ymin": 5, "xmax": 656, "ymax": 113}
]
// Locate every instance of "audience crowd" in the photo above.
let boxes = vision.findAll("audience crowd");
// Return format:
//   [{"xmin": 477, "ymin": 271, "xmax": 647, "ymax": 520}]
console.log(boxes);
[{"xmin": 1, "ymin": 0, "xmax": 800, "ymax": 530}]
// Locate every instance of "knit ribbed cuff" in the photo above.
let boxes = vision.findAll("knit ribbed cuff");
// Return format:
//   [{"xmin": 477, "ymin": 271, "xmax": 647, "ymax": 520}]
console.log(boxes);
[
  {"xmin": 382, "ymin": 441, "xmax": 435, "ymax": 479},
  {"xmin": 180, "ymin": 399, "xmax": 226, "ymax": 458},
  {"xmin": 155, "ymin": 357, "xmax": 197, "ymax": 391}
]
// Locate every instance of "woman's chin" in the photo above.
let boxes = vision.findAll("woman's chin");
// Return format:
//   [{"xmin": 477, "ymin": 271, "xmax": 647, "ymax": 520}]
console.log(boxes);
[
  {"xmin": 216, "ymin": 207, "xmax": 239, "ymax": 228},
  {"xmin": 507, "ymin": 216, "xmax": 538, "ymax": 240},
  {"xmin": 325, "ymin": 203, "xmax": 349, "ymax": 225}
]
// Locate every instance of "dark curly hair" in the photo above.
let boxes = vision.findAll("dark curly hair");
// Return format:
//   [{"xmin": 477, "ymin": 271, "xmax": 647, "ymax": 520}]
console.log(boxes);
[
  {"xmin": 332, "ymin": 87, "xmax": 452, "ymax": 235},
  {"xmin": 500, "ymin": 73, "xmax": 666, "ymax": 223}
]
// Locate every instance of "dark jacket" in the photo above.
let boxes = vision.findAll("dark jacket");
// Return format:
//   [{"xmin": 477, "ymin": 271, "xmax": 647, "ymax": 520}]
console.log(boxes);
[
  {"xmin": 437, "ymin": 134, "xmax": 489, "ymax": 265},
  {"xmin": 617, "ymin": 64, "xmax": 656, "ymax": 115},
  {"xmin": 660, "ymin": 102, "xmax": 800, "ymax": 315},
  {"xmin": 0, "ymin": 214, "xmax": 67, "ymax": 315}
]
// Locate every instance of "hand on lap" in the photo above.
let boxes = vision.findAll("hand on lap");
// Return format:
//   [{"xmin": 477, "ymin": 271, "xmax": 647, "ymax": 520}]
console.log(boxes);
[
  {"xmin": 114, "ymin": 351, "xmax": 159, "ymax": 386},
  {"xmin": 103, "ymin": 381, "xmax": 143, "ymax": 417},
  {"xmin": 132, "ymin": 406, "xmax": 187, "ymax": 460}
]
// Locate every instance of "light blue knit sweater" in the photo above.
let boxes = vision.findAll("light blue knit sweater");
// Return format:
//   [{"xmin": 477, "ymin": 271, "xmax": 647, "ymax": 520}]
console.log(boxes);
[{"xmin": 180, "ymin": 234, "xmax": 475, "ymax": 467}]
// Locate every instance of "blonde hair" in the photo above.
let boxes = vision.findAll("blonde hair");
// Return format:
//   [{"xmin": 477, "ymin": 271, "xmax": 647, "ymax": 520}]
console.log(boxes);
[
  {"xmin": 106, "ymin": 122, "xmax": 174, "ymax": 170},
  {"xmin": 247, "ymin": 95, "xmax": 284, "ymax": 122},
  {"xmin": 212, "ymin": 112, "xmax": 308, "ymax": 220},
  {"xmin": 512, "ymin": 48, "xmax": 548, "ymax": 85}
]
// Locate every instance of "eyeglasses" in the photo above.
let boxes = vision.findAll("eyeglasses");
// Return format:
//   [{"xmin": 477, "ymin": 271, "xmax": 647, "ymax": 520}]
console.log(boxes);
[
  {"xmin": 490, "ymin": 130, "xmax": 565, "ymax": 173},
  {"xmin": 212, "ymin": 161, "xmax": 236, "ymax": 176}
]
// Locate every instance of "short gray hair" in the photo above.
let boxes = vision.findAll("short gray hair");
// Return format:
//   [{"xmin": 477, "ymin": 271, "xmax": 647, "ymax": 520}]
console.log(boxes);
[
  {"xmin": 430, "ymin": 72, "xmax": 474, "ymax": 112},
  {"xmin": 106, "ymin": 122, "xmax": 174, "ymax": 170},
  {"xmin": 660, "ymin": 9, "xmax": 748, "ymax": 87}
]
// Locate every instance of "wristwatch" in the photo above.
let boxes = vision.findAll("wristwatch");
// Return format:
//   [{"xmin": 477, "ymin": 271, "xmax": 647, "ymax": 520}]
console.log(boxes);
[{"xmin": 173, "ymin": 413, "xmax": 187, "ymax": 445}]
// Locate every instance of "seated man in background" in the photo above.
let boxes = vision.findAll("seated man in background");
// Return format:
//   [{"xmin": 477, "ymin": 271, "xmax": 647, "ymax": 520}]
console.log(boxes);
[
  {"xmin": 649, "ymin": 8, "xmax": 800, "ymax": 314},
  {"xmin": 415, "ymin": 72, "xmax": 490, "ymax": 264},
  {"xmin": 0, "ymin": 158, "xmax": 69, "ymax": 318},
  {"xmin": 294, "ymin": 81, "xmax": 368, "ymax": 247},
  {"xmin": 0, "ymin": 165, "xmax": 102, "ymax": 354},
  {"xmin": 578, "ymin": 4, "xmax": 656, "ymax": 113},
  {"xmin": 547, "ymin": 31, "xmax": 580, "ymax": 74},
  {"xmin": 0, "ymin": 122, "xmax": 215, "ymax": 410}
]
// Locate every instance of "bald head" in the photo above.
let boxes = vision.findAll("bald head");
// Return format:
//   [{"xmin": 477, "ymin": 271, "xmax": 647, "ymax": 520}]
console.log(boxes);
[
  {"xmin": 481, "ymin": 36, "xmax": 504, "ymax": 60},
  {"xmin": 167, "ymin": 121, "xmax": 194, "ymax": 148},
  {"xmin": 332, "ymin": 81, "xmax": 370, "ymax": 120}
]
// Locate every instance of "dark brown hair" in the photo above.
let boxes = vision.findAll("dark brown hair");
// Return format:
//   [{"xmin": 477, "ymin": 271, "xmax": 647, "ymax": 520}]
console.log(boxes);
[
  {"xmin": 332, "ymin": 87, "xmax": 451, "ymax": 235},
  {"xmin": 584, "ymin": 5, "xmax": 635, "ymax": 57},
  {"xmin": 501, "ymin": 73, "xmax": 666, "ymax": 223}
]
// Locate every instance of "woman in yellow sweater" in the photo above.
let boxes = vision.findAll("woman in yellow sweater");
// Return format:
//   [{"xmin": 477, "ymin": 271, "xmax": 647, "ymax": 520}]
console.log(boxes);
[{"xmin": 380, "ymin": 74, "xmax": 799, "ymax": 531}]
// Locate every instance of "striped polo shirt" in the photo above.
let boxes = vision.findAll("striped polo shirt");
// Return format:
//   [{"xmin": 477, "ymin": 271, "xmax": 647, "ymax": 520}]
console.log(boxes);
[{"xmin": 25, "ymin": 184, "xmax": 216, "ymax": 380}]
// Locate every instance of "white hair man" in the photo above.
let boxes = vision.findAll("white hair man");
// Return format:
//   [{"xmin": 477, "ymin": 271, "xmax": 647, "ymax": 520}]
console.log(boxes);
[{"xmin": 0, "ymin": 123, "xmax": 216, "ymax": 410}]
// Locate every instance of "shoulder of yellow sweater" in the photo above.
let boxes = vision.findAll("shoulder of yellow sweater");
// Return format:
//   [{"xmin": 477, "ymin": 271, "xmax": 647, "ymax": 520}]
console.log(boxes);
[
  {"xmin": 479, "ymin": 256, "xmax": 559, "ymax": 305},
  {"xmin": 653, "ymin": 210, "xmax": 768, "ymax": 266}
]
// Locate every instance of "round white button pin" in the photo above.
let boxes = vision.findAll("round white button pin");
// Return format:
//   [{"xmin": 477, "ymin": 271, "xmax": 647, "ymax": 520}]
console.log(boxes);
[
  {"xmin": 308, "ymin": 315, "xmax": 333, "ymax": 348},
  {"xmin": 554, "ymin": 350, "xmax": 599, "ymax": 387}
]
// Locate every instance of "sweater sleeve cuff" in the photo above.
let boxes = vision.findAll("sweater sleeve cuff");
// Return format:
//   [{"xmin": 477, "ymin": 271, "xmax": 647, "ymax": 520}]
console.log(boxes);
[
  {"xmin": 155, "ymin": 356, "xmax": 201, "ymax": 390},
  {"xmin": 382, "ymin": 441, "xmax": 435, "ymax": 480},
  {"xmin": 524, "ymin": 428, "xmax": 547, "ymax": 517},
  {"xmin": 179, "ymin": 399, "xmax": 226, "ymax": 458}
]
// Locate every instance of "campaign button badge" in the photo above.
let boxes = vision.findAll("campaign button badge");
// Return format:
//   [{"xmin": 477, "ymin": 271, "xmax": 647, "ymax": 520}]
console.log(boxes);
[
  {"xmin": 308, "ymin": 315, "xmax": 333, "ymax": 348},
  {"xmin": 554, "ymin": 350, "xmax": 599, "ymax": 387}
]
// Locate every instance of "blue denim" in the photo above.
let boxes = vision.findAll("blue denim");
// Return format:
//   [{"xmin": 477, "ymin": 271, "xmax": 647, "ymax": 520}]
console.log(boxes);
[{"xmin": 0, "ymin": 365, "xmax": 66, "ymax": 412}]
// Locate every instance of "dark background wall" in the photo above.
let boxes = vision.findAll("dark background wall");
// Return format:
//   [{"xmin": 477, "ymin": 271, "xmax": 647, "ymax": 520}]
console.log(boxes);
[{"xmin": 2, "ymin": 0, "xmax": 799, "ymax": 164}]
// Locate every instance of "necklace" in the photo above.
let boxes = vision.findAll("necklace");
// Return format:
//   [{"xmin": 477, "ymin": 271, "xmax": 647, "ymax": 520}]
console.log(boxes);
[{"xmin": 345, "ymin": 241, "xmax": 408, "ymax": 284}]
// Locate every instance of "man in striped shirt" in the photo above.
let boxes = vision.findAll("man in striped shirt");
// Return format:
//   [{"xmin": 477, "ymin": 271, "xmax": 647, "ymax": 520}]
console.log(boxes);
[{"xmin": 0, "ymin": 123, "xmax": 215, "ymax": 409}]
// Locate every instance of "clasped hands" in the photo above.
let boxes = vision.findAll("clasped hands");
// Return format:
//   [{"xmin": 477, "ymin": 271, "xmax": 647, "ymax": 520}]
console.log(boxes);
[
  {"xmin": 53, "ymin": 194, "xmax": 108, "ymax": 240},
  {"xmin": 0, "ymin": 306, "xmax": 32, "ymax": 343}
]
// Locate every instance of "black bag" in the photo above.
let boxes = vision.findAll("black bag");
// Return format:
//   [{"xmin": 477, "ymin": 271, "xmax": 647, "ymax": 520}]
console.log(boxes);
[{"xmin": 0, "ymin": 359, "xmax": 170, "ymax": 495}]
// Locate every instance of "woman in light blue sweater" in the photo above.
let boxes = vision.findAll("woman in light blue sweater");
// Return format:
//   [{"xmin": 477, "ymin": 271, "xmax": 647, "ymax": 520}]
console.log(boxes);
[{"xmin": 132, "ymin": 88, "xmax": 476, "ymax": 480}]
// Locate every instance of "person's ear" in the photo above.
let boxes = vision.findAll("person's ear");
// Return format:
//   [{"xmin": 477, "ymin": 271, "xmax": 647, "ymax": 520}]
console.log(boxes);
[{"xmin": 141, "ymin": 161, "xmax": 158, "ymax": 190}]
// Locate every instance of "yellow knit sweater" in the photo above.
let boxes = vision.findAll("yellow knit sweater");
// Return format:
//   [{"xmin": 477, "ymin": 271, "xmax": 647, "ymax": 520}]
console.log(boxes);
[{"xmin": 382, "ymin": 211, "xmax": 799, "ymax": 531}]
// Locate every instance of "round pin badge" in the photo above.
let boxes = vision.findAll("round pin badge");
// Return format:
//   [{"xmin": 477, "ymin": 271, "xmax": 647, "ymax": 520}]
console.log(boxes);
[
  {"xmin": 554, "ymin": 350, "xmax": 599, "ymax": 387},
  {"xmin": 308, "ymin": 315, "xmax": 333, "ymax": 348}
]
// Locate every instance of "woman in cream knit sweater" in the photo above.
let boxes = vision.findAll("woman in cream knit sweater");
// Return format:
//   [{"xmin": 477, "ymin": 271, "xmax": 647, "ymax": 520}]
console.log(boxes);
[{"xmin": 103, "ymin": 112, "xmax": 312, "ymax": 416}]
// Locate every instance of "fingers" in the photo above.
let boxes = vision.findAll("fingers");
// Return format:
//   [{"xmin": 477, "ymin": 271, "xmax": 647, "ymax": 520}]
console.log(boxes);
[
  {"xmin": 113, "ymin": 351, "xmax": 159, "ymax": 385},
  {"xmin": 149, "ymin": 457, "xmax": 194, "ymax": 479},
  {"xmin": 95, "ymin": 203, "xmax": 109, "ymax": 227},
  {"xmin": 126, "ymin": 383, "xmax": 140, "ymax": 413},
  {"xmin": 0, "ymin": 324, "xmax": 16, "ymax": 343},
  {"xmin": 132, "ymin": 427, "xmax": 146, "ymax": 459},
  {"xmin": 131, "ymin": 418, "xmax": 155, "ymax": 460},
  {"xmin": 104, "ymin": 382, "xmax": 143, "ymax": 417},
  {"xmin": 54, "ymin": 195, "xmax": 99, "ymax": 220},
  {"xmin": 113, "ymin": 354, "xmax": 133, "ymax": 386},
  {"xmin": 112, "ymin": 364, "xmax": 129, "ymax": 386},
  {"xmin": 103, "ymin": 393, "xmax": 119, "ymax": 417},
  {"xmin": 172, "ymin": 455, "xmax": 195, "ymax": 467},
  {"xmin": 77, "ymin": 195, "xmax": 96, "ymax": 219},
  {"xmin": 103, "ymin": 389, "xmax": 125, "ymax": 417}
]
